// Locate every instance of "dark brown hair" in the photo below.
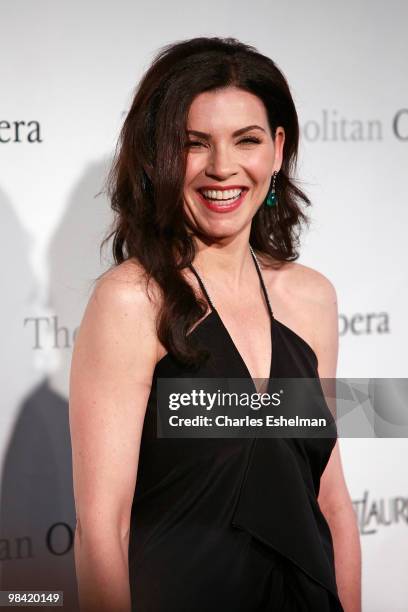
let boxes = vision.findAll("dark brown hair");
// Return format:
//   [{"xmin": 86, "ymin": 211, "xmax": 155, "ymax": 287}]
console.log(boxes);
[{"xmin": 100, "ymin": 36, "xmax": 311, "ymax": 368}]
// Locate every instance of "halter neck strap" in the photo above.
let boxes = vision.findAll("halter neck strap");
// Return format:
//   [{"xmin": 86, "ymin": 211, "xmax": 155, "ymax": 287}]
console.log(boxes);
[
  {"xmin": 188, "ymin": 262, "xmax": 216, "ymax": 310},
  {"xmin": 250, "ymin": 245, "xmax": 274, "ymax": 319}
]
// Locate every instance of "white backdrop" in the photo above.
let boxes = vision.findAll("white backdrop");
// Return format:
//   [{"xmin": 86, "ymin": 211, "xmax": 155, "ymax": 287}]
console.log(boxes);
[{"xmin": 1, "ymin": 1, "xmax": 407, "ymax": 611}]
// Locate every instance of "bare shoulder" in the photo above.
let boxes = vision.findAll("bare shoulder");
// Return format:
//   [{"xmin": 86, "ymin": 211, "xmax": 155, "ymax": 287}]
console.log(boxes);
[
  {"xmin": 281, "ymin": 261, "xmax": 339, "ymax": 375},
  {"xmin": 75, "ymin": 258, "xmax": 162, "ymax": 378},
  {"xmin": 93, "ymin": 258, "xmax": 161, "ymax": 321},
  {"xmin": 277, "ymin": 260, "xmax": 337, "ymax": 305},
  {"xmin": 261, "ymin": 259, "xmax": 338, "ymax": 365},
  {"xmin": 94, "ymin": 257, "xmax": 160, "ymax": 308}
]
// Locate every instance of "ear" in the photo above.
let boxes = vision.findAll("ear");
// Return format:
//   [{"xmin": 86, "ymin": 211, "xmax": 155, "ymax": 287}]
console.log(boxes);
[{"xmin": 273, "ymin": 126, "xmax": 285, "ymax": 172}]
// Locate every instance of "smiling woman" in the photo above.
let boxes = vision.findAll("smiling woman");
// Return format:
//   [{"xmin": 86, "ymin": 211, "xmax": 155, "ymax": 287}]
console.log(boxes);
[
  {"xmin": 69, "ymin": 36, "xmax": 360, "ymax": 612},
  {"xmin": 183, "ymin": 89, "xmax": 284, "ymax": 229}
]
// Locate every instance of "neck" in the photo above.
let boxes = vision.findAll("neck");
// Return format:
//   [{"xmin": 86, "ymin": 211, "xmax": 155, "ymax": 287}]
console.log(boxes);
[{"xmin": 191, "ymin": 239, "xmax": 259, "ymax": 292}]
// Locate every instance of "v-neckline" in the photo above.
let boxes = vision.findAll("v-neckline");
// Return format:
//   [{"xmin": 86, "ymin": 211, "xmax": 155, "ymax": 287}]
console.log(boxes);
[
  {"xmin": 212, "ymin": 307, "xmax": 274, "ymax": 394},
  {"xmin": 188, "ymin": 247, "xmax": 275, "ymax": 394}
]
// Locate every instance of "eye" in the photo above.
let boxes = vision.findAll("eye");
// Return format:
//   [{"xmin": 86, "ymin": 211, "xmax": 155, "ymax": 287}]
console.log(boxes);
[
  {"xmin": 185, "ymin": 140, "xmax": 205, "ymax": 148},
  {"xmin": 184, "ymin": 137, "xmax": 262, "ymax": 148},
  {"xmin": 238, "ymin": 137, "xmax": 261, "ymax": 144}
]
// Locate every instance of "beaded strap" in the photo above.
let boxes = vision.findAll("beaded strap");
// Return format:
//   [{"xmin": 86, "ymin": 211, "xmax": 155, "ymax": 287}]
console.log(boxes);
[
  {"xmin": 249, "ymin": 245, "xmax": 274, "ymax": 318},
  {"xmin": 188, "ymin": 262, "xmax": 215, "ymax": 310}
]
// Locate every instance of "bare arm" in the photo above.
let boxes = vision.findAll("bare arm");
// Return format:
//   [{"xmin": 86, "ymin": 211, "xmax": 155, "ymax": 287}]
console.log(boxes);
[
  {"xmin": 69, "ymin": 263, "xmax": 159, "ymax": 612},
  {"xmin": 312, "ymin": 273, "xmax": 362, "ymax": 612},
  {"xmin": 319, "ymin": 442, "xmax": 361, "ymax": 612}
]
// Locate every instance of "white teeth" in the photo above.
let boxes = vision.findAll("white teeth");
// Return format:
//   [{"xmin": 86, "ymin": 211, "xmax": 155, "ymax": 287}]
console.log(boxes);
[
  {"xmin": 211, "ymin": 195, "xmax": 240, "ymax": 205},
  {"xmin": 201, "ymin": 188, "xmax": 243, "ymax": 200}
]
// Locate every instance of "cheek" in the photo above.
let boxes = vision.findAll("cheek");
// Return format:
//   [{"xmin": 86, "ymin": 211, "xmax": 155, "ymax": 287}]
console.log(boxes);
[
  {"xmin": 184, "ymin": 156, "xmax": 202, "ymax": 188},
  {"xmin": 245, "ymin": 149, "xmax": 274, "ymax": 181}
]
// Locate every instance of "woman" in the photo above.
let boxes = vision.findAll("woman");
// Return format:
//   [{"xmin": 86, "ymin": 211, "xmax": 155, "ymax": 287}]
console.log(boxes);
[{"xmin": 69, "ymin": 37, "xmax": 361, "ymax": 611}]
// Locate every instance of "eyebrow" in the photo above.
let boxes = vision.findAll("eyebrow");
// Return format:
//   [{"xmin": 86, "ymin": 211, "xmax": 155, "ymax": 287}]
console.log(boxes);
[{"xmin": 186, "ymin": 124, "xmax": 266, "ymax": 138}]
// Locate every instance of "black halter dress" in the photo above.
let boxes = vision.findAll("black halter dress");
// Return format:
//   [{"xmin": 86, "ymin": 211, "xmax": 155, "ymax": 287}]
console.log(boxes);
[{"xmin": 128, "ymin": 249, "xmax": 344, "ymax": 612}]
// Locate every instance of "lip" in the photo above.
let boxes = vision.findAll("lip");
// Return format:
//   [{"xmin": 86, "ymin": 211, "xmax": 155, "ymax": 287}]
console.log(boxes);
[
  {"xmin": 197, "ymin": 187, "xmax": 248, "ymax": 214},
  {"xmin": 198, "ymin": 184, "xmax": 249, "ymax": 191}
]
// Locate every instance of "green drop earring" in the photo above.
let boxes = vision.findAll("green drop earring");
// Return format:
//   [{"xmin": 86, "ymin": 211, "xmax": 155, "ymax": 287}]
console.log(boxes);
[{"xmin": 265, "ymin": 171, "xmax": 278, "ymax": 207}]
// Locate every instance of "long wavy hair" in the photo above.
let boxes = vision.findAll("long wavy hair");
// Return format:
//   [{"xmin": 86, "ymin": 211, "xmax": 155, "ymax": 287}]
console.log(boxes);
[{"xmin": 100, "ymin": 36, "xmax": 311, "ymax": 368}]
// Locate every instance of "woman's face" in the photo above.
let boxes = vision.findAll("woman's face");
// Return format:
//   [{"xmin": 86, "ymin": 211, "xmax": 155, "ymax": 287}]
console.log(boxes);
[{"xmin": 183, "ymin": 86, "xmax": 285, "ymax": 241}]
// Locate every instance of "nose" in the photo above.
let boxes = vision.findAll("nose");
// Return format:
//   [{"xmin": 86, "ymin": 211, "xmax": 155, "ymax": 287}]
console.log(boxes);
[{"xmin": 205, "ymin": 144, "xmax": 238, "ymax": 179}]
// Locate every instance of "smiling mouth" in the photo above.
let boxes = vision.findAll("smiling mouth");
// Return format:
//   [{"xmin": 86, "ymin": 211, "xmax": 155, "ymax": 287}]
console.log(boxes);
[{"xmin": 198, "ymin": 187, "xmax": 248, "ymax": 205}]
